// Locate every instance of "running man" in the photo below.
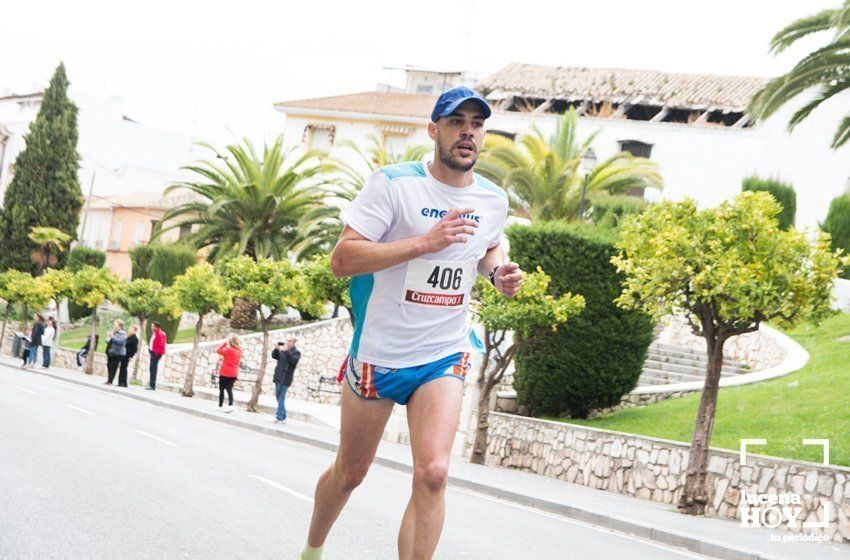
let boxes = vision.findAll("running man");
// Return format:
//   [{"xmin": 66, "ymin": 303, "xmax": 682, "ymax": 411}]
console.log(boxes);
[{"xmin": 300, "ymin": 87, "xmax": 523, "ymax": 560}]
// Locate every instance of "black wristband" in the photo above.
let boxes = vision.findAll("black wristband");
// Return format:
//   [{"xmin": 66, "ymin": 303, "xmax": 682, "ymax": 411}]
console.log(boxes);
[{"xmin": 487, "ymin": 265, "xmax": 500, "ymax": 286}]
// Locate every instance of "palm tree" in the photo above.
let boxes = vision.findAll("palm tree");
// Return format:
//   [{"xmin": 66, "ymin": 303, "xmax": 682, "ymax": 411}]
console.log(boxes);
[
  {"xmin": 28, "ymin": 226, "xmax": 72, "ymax": 275},
  {"xmin": 749, "ymin": 1, "xmax": 850, "ymax": 148},
  {"xmin": 157, "ymin": 136, "xmax": 336, "ymax": 327},
  {"xmin": 476, "ymin": 109, "xmax": 662, "ymax": 221},
  {"xmin": 291, "ymin": 135, "xmax": 430, "ymax": 260}
]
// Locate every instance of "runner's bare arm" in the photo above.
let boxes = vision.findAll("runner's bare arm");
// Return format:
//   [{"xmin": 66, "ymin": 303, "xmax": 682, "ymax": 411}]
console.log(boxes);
[{"xmin": 330, "ymin": 208, "xmax": 479, "ymax": 277}]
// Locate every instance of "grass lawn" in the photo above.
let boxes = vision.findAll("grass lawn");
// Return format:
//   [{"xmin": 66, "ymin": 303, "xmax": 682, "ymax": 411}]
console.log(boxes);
[
  {"xmin": 553, "ymin": 313, "xmax": 850, "ymax": 466},
  {"xmin": 58, "ymin": 325, "xmax": 197, "ymax": 351}
]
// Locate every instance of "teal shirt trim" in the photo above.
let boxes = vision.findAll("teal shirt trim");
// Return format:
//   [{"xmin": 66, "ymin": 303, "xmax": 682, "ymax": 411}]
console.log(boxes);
[
  {"xmin": 474, "ymin": 173, "xmax": 508, "ymax": 200},
  {"xmin": 348, "ymin": 273, "xmax": 375, "ymax": 358},
  {"xmin": 379, "ymin": 161, "xmax": 426, "ymax": 181}
]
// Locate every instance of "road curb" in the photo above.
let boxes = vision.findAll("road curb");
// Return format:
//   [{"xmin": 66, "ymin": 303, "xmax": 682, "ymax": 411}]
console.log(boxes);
[{"xmin": 8, "ymin": 361, "xmax": 784, "ymax": 560}]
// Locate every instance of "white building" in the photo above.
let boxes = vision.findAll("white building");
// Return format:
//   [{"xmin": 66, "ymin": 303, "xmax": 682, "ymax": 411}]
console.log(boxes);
[
  {"xmin": 274, "ymin": 63, "xmax": 850, "ymax": 227},
  {"xmin": 0, "ymin": 90, "xmax": 200, "ymax": 204}
]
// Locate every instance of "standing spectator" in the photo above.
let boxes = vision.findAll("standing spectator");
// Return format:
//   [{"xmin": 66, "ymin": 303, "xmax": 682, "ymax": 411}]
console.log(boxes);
[
  {"xmin": 26, "ymin": 314, "xmax": 44, "ymax": 367},
  {"xmin": 146, "ymin": 322, "xmax": 167, "ymax": 391},
  {"xmin": 19, "ymin": 327, "xmax": 32, "ymax": 367},
  {"xmin": 270, "ymin": 335, "xmax": 300, "ymax": 424},
  {"xmin": 216, "ymin": 334, "xmax": 242, "ymax": 413},
  {"xmin": 119, "ymin": 324, "xmax": 139, "ymax": 388},
  {"xmin": 76, "ymin": 334, "xmax": 99, "ymax": 369},
  {"xmin": 104, "ymin": 320, "xmax": 127, "ymax": 385},
  {"xmin": 41, "ymin": 318, "xmax": 56, "ymax": 368}
]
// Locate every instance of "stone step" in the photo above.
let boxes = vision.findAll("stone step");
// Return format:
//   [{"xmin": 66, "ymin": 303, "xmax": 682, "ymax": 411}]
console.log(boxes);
[
  {"xmin": 643, "ymin": 359, "xmax": 746, "ymax": 377},
  {"xmin": 639, "ymin": 368, "xmax": 706, "ymax": 384},
  {"xmin": 646, "ymin": 352, "xmax": 747, "ymax": 372},
  {"xmin": 648, "ymin": 343, "xmax": 748, "ymax": 368}
]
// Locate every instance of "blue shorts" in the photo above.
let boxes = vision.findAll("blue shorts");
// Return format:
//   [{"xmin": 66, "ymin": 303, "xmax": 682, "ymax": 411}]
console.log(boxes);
[{"xmin": 345, "ymin": 352, "xmax": 470, "ymax": 405}]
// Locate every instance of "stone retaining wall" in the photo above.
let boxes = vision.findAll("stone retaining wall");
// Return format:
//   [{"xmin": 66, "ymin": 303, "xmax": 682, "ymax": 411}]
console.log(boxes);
[
  {"xmin": 158, "ymin": 318, "xmax": 351, "ymax": 403},
  {"xmin": 654, "ymin": 316, "xmax": 786, "ymax": 370},
  {"xmin": 2, "ymin": 319, "xmax": 353, "ymax": 402},
  {"xmin": 486, "ymin": 412, "xmax": 850, "ymax": 543}
]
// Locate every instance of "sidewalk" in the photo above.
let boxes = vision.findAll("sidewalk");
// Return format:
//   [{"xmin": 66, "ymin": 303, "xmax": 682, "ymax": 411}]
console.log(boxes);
[{"xmin": 3, "ymin": 356, "xmax": 848, "ymax": 560}]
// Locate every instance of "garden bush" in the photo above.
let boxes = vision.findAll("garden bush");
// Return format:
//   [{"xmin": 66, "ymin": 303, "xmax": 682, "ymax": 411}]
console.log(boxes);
[
  {"xmin": 67, "ymin": 246, "xmax": 107, "ymax": 321},
  {"xmin": 742, "ymin": 175, "xmax": 796, "ymax": 230},
  {"xmin": 130, "ymin": 243, "xmax": 196, "ymax": 341},
  {"xmin": 821, "ymin": 193, "xmax": 850, "ymax": 279},
  {"xmin": 507, "ymin": 221, "xmax": 655, "ymax": 418}
]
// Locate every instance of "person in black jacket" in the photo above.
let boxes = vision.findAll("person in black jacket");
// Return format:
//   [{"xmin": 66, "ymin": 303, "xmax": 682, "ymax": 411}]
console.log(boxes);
[
  {"xmin": 270, "ymin": 335, "xmax": 301, "ymax": 423},
  {"xmin": 77, "ymin": 334, "xmax": 99, "ymax": 368},
  {"xmin": 118, "ymin": 324, "xmax": 139, "ymax": 387},
  {"xmin": 25, "ymin": 314, "xmax": 44, "ymax": 367}
]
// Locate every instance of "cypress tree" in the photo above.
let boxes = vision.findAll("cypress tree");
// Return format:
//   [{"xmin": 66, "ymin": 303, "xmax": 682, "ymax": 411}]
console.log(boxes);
[{"xmin": 0, "ymin": 63, "xmax": 84, "ymax": 272}]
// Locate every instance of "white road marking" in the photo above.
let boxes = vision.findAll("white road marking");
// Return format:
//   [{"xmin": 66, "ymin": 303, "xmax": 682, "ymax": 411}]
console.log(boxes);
[
  {"xmin": 65, "ymin": 404, "xmax": 94, "ymax": 415},
  {"xmin": 134, "ymin": 429, "xmax": 176, "ymax": 446},
  {"xmin": 447, "ymin": 486, "xmax": 716, "ymax": 560},
  {"xmin": 250, "ymin": 475, "xmax": 314, "ymax": 503},
  {"xmin": 16, "ymin": 386, "xmax": 37, "ymax": 395}
]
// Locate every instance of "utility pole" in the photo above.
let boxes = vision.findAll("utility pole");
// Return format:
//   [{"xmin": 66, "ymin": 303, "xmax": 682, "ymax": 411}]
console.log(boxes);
[{"xmin": 79, "ymin": 171, "xmax": 96, "ymax": 247}]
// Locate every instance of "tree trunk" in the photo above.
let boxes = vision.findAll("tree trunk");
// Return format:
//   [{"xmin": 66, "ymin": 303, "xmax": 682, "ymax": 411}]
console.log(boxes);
[
  {"xmin": 85, "ymin": 307, "xmax": 97, "ymax": 375},
  {"xmin": 230, "ymin": 297, "xmax": 258, "ymax": 330},
  {"xmin": 0, "ymin": 305, "xmax": 9, "ymax": 353},
  {"xmin": 22, "ymin": 303, "xmax": 29, "ymax": 331},
  {"xmin": 470, "ymin": 345, "xmax": 494, "ymax": 465},
  {"xmin": 678, "ymin": 333, "xmax": 727, "ymax": 515},
  {"xmin": 132, "ymin": 316, "xmax": 145, "ymax": 382},
  {"xmin": 247, "ymin": 322, "xmax": 270, "ymax": 412},
  {"xmin": 471, "ymin": 385, "xmax": 493, "ymax": 465},
  {"xmin": 182, "ymin": 314, "xmax": 204, "ymax": 397},
  {"xmin": 54, "ymin": 298, "xmax": 62, "ymax": 349}
]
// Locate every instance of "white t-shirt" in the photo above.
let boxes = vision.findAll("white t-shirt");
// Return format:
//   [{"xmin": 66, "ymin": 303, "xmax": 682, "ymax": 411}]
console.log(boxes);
[{"xmin": 340, "ymin": 161, "xmax": 509, "ymax": 368}]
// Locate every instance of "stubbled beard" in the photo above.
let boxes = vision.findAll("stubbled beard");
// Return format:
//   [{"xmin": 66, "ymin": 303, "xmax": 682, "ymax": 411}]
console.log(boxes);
[{"xmin": 437, "ymin": 139, "xmax": 477, "ymax": 172}]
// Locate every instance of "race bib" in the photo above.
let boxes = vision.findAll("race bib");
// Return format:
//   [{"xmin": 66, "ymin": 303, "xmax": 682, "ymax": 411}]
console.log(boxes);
[{"xmin": 402, "ymin": 258, "xmax": 476, "ymax": 308}]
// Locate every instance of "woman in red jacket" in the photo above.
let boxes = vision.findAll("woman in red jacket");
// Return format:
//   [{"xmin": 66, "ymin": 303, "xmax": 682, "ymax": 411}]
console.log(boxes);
[{"xmin": 216, "ymin": 335, "xmax": 242, "ymax": 412}]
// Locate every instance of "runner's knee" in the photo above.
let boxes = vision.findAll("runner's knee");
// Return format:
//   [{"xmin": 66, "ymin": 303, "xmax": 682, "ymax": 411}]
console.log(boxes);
[
  {"xmin": 413, "ymin": 460, "xmax": 449, "ymax": 493},
  {"xmin": 335, "ymin": 462, "xmax": 370, "ymax": 493}
]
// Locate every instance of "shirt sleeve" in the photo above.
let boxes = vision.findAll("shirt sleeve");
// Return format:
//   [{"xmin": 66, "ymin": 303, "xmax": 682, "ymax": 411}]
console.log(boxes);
[
  {"xmin": 488, "ymin": 197, "xmax": 510, "ymax": 249},
  {"xmin": 339, "ymin": 171, "xmax": 396, "ymax": 242}
]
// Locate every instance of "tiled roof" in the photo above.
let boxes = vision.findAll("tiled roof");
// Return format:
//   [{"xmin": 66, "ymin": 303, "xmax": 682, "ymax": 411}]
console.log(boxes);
[
  {"xmin": 275, "ymin": 92, "xmax": 437, "ymax": 119},
  {"xmin": 477, "ymin": 63, "xmax": 768, "ymax": 112}
]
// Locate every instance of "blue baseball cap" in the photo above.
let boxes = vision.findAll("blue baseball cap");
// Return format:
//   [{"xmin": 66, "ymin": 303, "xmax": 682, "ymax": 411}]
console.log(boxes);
[{"xmin": 430, "ymin": 87, "xmax": 491, "ymax": 122}]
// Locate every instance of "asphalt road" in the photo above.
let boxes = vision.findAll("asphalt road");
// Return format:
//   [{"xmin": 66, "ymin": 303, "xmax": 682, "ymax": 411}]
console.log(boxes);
[{"xmin": 0, "ymin": 363, "xmax": 718, "ymax": 560}]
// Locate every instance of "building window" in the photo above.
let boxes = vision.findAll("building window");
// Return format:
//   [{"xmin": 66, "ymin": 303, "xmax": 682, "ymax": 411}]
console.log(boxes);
[
  {"xmin": 618, "ymin": 140, "xmax": 653, "ymax": 198},
  {"xmin": 150, "ymin": 220, "xmax": 162, "ymax": 240},
  {"xmin": 134, "ymin": 222, "xmax": 145, "ymax": 245},
  {"xmin": 110, "ymin": 219, "xmax": 123, "ymax": 250},
  {"xmin": 618, "ymin": 140, "xmax": 653, "ymax": 158},
  {"xmin": 178, "ymin": 224, "xmax": 192, "ymax": 240},
  {"xmin": 303, "ymin": 124, "xmax": 336, "ymax": 152},
  {"xmin": 416, "ymin": 84, "xmax": 434, "ymax": 95}
]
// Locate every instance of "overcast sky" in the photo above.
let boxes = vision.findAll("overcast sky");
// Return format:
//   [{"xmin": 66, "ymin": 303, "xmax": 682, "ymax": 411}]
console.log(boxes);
[{"xmin": 0, "ymin": 0, "xmax": 837, "ymax": 143}]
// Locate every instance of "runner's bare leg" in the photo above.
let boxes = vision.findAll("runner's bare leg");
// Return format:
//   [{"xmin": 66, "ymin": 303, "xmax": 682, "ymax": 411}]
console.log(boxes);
[
  {"xmin": 306, "ymin": 385, "xmax": 394, "ymax": 548},
  {"xmin": 397, "ymin": 376, "xmax": 464, "ymax": 559}
]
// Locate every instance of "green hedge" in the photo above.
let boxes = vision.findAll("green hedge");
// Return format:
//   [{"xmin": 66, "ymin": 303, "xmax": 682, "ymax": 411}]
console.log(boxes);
[
  {"xmin": 821, "ymin": 193, "xmax": 850, "ymax": 280},
  {"xmin": 67, "ymin": 246, "xmax": 107, "ymax": 321},
  {"xmin": 589, "ymin": 193, "xmax": 650, "ymax": 229},
  {"xmin": 742, "ymin": 176, "xmax": 796, "ymax": 230},
  {"xmin": 130, "ymin": 243, "xmax": 196, "ymax": 342},
  {"xmin": 507, "ymin": 222, "xmax": 655, "ymax": 418}
]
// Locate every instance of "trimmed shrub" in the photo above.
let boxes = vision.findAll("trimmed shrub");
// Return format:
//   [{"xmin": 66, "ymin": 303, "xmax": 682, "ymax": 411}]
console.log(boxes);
[
  {"xmin": 507, "ymin": 222, "xmax": 655, "ymax": 418},
  {"xmin": 742, "ymin": 176, "xmax": 796, "ymax": 230},
  {"xmin": 130, "ymin": 243, "xmax": 196, "ymax": 342},
  {"xmin": 821, "ymin": 193, "xmax": 850, "ymax": 279},
  {"xmin": 589, "ymin": 193, "xmax": 650, "ymax": 229},
  {"xmin": 67, "ymin": 246, "xmax": 107, "ymax": 320}
]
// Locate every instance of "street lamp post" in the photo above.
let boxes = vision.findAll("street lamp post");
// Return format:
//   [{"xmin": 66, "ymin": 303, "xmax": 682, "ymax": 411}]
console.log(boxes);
[{"xmin": 578, "ymin": 147, "xmax": 597, "ymax": 220}]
